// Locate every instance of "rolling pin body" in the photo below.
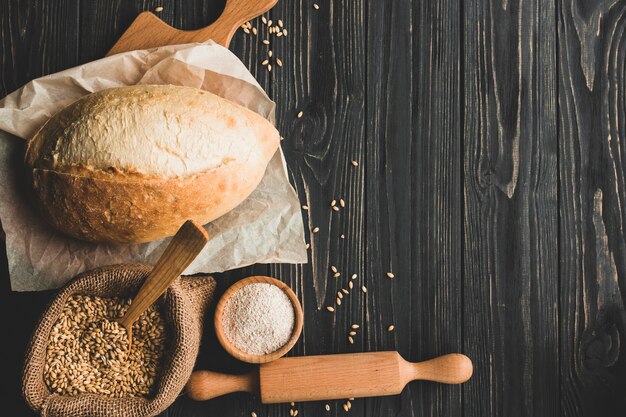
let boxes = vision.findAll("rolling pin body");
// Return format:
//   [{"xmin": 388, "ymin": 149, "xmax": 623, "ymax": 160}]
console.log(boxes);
[{"xmin": 187, "ymin": 352, "xmax": 472, "ymax": 403}]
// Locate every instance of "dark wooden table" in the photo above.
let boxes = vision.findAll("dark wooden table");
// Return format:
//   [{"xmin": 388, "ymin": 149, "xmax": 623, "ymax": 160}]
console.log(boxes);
[{"xmin": 2, "ymin": 0, "xmax": 626, "ymax": 416}]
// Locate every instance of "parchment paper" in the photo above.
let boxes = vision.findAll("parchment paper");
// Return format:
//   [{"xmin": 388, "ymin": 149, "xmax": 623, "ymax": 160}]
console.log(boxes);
[{"xmin": 0, "ymin": 41, "xmax": 307, "ymax": 291}]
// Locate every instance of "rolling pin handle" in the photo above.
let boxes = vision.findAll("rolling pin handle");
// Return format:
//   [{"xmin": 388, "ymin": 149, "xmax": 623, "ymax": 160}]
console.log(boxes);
[
  {"xmin": 186, "ymin": 369, "xmax": 259, "ymax": 401},
  {"xmin": 404, "ymin": 353, "xmax": 473, "ymax": 385}
]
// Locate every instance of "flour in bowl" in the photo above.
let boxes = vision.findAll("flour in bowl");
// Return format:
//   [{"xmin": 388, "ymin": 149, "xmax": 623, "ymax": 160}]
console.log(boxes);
[{"xmin": 222, "ymin": 283, "xmax": 295, "ymax": 355}]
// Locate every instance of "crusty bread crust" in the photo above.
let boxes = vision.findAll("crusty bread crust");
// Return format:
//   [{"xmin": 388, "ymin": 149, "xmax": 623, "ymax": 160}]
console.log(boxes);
[
  {"xmin": 24, "ymin": 85, "xmax": 280, "ymax": 243},
  {"xmin": 28, "ymin": 159, "xmax": 264, "ymax": 243}
]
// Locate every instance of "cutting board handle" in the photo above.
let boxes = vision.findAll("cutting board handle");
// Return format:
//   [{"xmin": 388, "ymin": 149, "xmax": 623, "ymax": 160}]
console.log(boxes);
[{"xmin": 107, "ymin": 0, "xmax": 278, "ymax": 56}]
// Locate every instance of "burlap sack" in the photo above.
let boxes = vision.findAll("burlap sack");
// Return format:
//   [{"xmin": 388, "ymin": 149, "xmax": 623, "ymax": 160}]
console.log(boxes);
[{"xmin": 22, "ymin": 264, "xmax": 216, "ymax": 417}]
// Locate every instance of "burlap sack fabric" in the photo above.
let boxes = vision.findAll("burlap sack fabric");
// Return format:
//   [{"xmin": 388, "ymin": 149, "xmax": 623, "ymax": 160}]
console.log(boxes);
[{"xmin": 22, "ymin": 264, "xmax": 216, "ymax": 417}]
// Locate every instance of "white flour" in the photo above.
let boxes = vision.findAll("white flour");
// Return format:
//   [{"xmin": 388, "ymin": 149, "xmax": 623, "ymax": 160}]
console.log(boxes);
[{"xmin": 222, "ymin": 283, "xmax": 295, "ymax": 355}]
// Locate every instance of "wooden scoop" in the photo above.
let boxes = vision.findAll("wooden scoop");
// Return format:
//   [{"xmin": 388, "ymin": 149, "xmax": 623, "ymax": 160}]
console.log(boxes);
[
  {"xmin": 117, "ymin": 220, "xmax": 209, "ymax": 343},
  {"xmin": 107, "ymin": 0, "xmax": 278, "ymax": 55},
  {"xmin": 186, "ymin": 351, "xmax": 473, "ymax": 403}
]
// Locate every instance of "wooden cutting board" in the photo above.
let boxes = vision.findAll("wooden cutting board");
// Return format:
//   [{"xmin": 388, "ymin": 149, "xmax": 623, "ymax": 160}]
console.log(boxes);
[{"xmin": 107, "ymin": 0, "xmax": 278, "ymax": 56}]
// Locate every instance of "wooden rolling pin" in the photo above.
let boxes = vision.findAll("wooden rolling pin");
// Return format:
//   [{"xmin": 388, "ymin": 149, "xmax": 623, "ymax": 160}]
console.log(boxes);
[{"xmin": 187, "ymin": 352, "xmax": 472, "ymax": 403}]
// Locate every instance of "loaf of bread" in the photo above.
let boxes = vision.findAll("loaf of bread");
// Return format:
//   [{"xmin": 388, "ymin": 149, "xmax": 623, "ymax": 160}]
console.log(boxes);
[{"xmin": 25, "ymin": 85, "xmax": 280, "ymax": 243}]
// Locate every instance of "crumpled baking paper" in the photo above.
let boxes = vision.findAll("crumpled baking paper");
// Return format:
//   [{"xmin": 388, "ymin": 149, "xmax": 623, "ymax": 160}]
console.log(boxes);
[{"xmin": 0, "ymin": 41, "xmax": 307, "ymax": 291}]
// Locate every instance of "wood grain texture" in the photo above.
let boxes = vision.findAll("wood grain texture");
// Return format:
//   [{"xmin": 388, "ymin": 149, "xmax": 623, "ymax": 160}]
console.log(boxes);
[
  {"xmin": 463, "ymin": 1, "xmax": 559, "ymax": 417},
  {"xmin": 269, "ymin": 0, "xmax": 367, "ymax": 312},
  {"xmin": 558, "ymin": 1, "xmax": 626, "ymax": 415},
  {"xmin": 0, "ymin": 0, "xmax": 80, "ymax": 96},
  {"xmin": 3, "ymin": 0, "xmax": 626, "ymax": 416},
  {"xmin": 0, "ymin": 1, "xmax": 80, "ymax": 415},
  {"xmin": 263, "ymin": 1, "xmax": 369, "ymax": 416},
  {"xmin": 365, "ymin": 1, "xmax": 463, "ymax": 417}
]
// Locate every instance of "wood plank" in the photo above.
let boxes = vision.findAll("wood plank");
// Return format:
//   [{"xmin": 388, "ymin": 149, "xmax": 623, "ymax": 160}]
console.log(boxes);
[
  {"xmin": 265, "ymin": 0, "xmax": 367, "ymax": 314},
  {"xmin": 264, "ymin": 0, "xmax": 366, "ymax": 356},
  {"xmin": 0, "ymin": 244, "xmax": 53, "ymax": 417},
  {"xmin": 0, "ymin": 1, "xmax": 80, "ymax": 416},
  {"xmin": 171, "ymin": 0, "xmax": 224, "ymax": 30},
  {"xmin": 262, "ymin": 1, "xmax": 367, "ymax": 416},
  {"xmin": 462, "ymin": 1, "xmax": 559, "ymax": 417},
  {"xmin": 78, "ymin": 0, "xmax": 137, "ymax": 62},
  {"xmin": 558, "ymin": 1, "xmax": 626, "ymax": 415},
  {"xmin": 365, "ymin": 0, "xmax": 463, "ymax": 416},
  {"xmin": 0, "ymin": 0, "xmax": 80, "ymax": 97}
]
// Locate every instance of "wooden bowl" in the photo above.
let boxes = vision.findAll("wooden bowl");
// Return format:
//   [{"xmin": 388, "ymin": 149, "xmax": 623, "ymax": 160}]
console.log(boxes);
[{"xmin": 214, "ymin": 276, "xmax": 303, "ymax": 364}]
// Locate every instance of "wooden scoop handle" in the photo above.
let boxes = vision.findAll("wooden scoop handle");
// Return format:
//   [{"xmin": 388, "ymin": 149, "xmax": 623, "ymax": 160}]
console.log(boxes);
[
  {"xmin": 107, "ymin": 0, "xmax": 278, "ymax": 55},
  {"xmin": 186, "ymin": 352, "xmax": 472, "ymax": 403},
  {"xmin": 118, "ymin": 220, "xmax": 209, "ymax": 330}
]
